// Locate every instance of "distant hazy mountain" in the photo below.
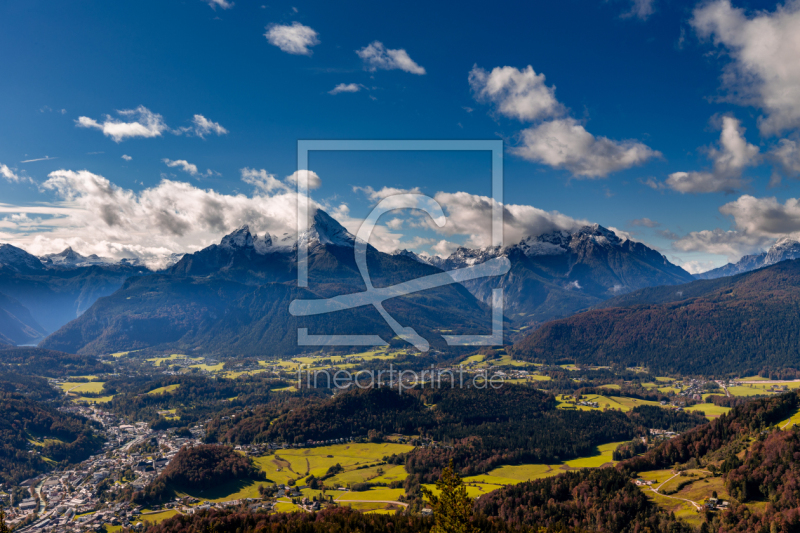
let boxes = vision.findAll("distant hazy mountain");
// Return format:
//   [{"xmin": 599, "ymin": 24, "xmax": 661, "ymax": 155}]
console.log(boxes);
[
  {"xmin": 415, "ymin": 224, "xmax": 693, "ymax": 324},
  {"xmin": 512, "ymin": 259, "xmax": 800, "ymax": 375},
  {"xmin": 0, "ymin": 243, "xmax": 150, "ymax": 334},
  {"xmin": 40, "ymin": 247, "xmax": 112, "ymax": 268},
  {"xmin": 0, "ymin": 292, "xmax": 47, "ymax": 345},
  {"xmin": 695, "ymin": 238, "xmax": 800, "ymax": 280},
  {"xmin": 42, "ymin": 210, "xmax": 491, "ymax": 355}
]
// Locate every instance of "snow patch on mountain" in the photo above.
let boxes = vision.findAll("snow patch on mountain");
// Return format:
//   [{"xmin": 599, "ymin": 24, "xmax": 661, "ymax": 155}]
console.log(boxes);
[{"xmin": 0, "ymin": 244, "xmax": 44, "ymax": 272}]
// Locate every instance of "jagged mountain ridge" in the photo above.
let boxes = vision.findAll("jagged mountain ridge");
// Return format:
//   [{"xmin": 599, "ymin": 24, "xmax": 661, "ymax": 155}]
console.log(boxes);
[
  {"xmin": 415, "ymin": 224, "xmax": 694, "ymax": 324},
  {"xmin": 695, "ymin": 238, "xmax": 800, "ymax": 280},
  {"xmin": 41, "ymin": 209, "xmax": 491, "ymax": 355}
]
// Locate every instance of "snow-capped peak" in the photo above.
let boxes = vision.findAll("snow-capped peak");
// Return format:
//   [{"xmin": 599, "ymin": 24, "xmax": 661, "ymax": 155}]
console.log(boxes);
[
  {"xmin": 0, "ymin": 243, "xmax": 44, "ymax": 272},
  {"xmin": 220, "ymin": 225, "xmax": 255, "ymax": 249},
  {"xmin": 304, "ymin": 209, "xmax": 355, "ymax": 248}
]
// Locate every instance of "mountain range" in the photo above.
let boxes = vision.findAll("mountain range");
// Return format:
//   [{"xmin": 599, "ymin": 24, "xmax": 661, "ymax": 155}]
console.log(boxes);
[
  {"xmin": 694, "ymin": 238, "xmax": 800, "ymax": 280},
  {"xmin": 0, "ymin": 243, "xmax": 151, "ymax": 342},
  {"xmin": 416, "ymin": 224, "xmax": 694, "ymax": 324},
  {"xmin": 40, "ymin": 210, "xmax": 491, "ymax": 355}
]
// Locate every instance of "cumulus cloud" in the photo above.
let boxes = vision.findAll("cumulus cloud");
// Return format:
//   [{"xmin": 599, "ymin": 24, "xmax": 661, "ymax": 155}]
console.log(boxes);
[
  {"xmin": 691, "ymin": 0, "xmax": 800, "ymax": 135},
  {"xmin": 76, "ymin": 106, "xmax": 169, "ymax": 143},
  {"xmin": 665, "ymin": 116, "xmax": 759, "ymax": 193},
  {"xmin": 121, "ymin": 155, "xmax": 132, "ymax": 161},
  {"xmin": 680, "ymin": 259, "xmax": 718, "ymax": 275},
  {"xmin": 240, "ymin": 168, "xmax": 288, "ymax": 194},
  {"xmin": 176, "ymin": 115, "xmax": 228, "ymax": 138},
  {"xmin": 769, "ymin": 136, "xmax": 800, "ymax": 178},
  {"xmin": 1, "ymin": 169, "xmax": 315, "ymax": 269},
  {"xmin": 0, "ymin": 164, "xmax": 31, "ymax": 184},
  {"xmin": 431, "ymin": 191, "xmax": 590, "ymax": 248},
  {"xmin": 512, "ymin": 118, "xmax": 660, "ymax": 178},
  {"xmin": 356, "ymin": 41, "xmax": 426, "ymax": 75},
  {"xmin": 622, "ymin": 0, "xmax": 656, "ymax": 20},
  {"xmin": 469, "ymin": 65, "xmax": 565, "ymax": 122},
  {"xmin": 630, "ymin": 217, "xmax": 660, "ymax": 227},
  {"xmin": 672, "ymin": 228, "xmax": 772, "ymax": 260},
  {"xmin": 265, "ymin": 22, "xmax": 319, "ymax": 55},
  {"xmin": 672, "ymin": 194, "xmax": 800, "ymax": 261},
  {"xmin": 162, "ymin": 158, "xmax": 216, "ymax": 178},
  {"xmin": 329, "ymin": 83, "xmax": 364, "ymax": 95},
  {"xmin": 286, "ymin": 170, "xmax": 322, "ymax": 190},
  {"xmin": 204, "ymin": 0, "xmax": 233, "ymax": 9}
]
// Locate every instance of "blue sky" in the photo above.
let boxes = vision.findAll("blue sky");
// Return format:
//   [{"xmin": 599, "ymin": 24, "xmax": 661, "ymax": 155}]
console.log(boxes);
[{"xmin": 2, "ymin": 0, "xmax": 800, "ymax": 272}]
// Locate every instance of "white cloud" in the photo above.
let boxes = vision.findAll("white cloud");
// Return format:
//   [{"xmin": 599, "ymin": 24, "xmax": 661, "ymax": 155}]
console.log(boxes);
[
  {"xmin": 432, "ymin": 239, "xmax": 461, "ymax": 257},
  {"xmin": 672, "ymin": 228, "xmax": 772, "ymax": 261},
  {"xmin": 240, "ymin": 168, "xmax": 288, "ymax": 194},
  {"xmin": 356, "ymin": 41, "xmax": 426, "ymax": 75},
  {"xmin": 121, "ymin": 155, "xmax": 132, "ymax": 161},
  {"xmin": 4, "ymin": 169, "xmax": 315, "ymax": 269},
  {"xmin": 431, "ymin": 191, "xmax": 590, "ymax": 248},
  {"xmin": 692, "ymin": 0, "xmax": 800, "ymax": 135},
  {"xmin": 354, "ymin": 185, "xmax": 422, "ymax": 202},
  {"xmin": 163, "ymin": 159, "xmax": 214, "ymax": 178},
  {"xmin": 285, "ymin": 170, "xmax": 322, "ymax": 190},
  {"xmin": 386, "ymin": 218, "xmax": 403, "ymax": 230},
  {"xmin": 468, "ymin": 65, "xmax": 565, "ymax": 122},
  {"xmin": 76, "ymin": 106, "xmax": 169, "ymax": 143},
  {"xmin": 204, "ymin": 0, "xmax": 233, "ymax": 9},
  {"xmin": 265, "ymin": 22, "xmax": 319, "ymax": 56},
  {"xmin": 512, "ymin": 118, "xmax": 660, "ymax": 178},
  {"xmin": 329, "ymin": 83, "xmax": 364, "ymax": 95},
  {"xmin": 672, "ymin": 193, "xmax": 800, "ymax": 261},
  {"xmin": 0, "ymin": 164, "xmax": 31, "ymax": 184},
  {"xmin": 680, "ymin": 259, "xmax": 718, "ymax": 275},
  {"xmin": 20, "ymin": 156, "xmax": 57, "ymax": 163},
  {"xmin": 665, "ymin": 116, "xmax": 759, "ymax": 193},
  {"xmin": 178, "ymin": 115, "xmax": 228, "ymax": 138},
  {"xmin": 769, "ymin": 136, "xmax": 800, "ymax": 177},
  {"xmin": 622, "ymin": 0, "xmax": 656, "ymax": 20}
]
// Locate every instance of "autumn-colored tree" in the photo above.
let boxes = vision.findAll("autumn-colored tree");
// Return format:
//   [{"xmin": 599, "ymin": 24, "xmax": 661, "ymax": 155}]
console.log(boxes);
[
  {"xmin": 0, "ymin": 509, "xmax": 10, "ymax": 533},
  {"xmin": 421, "ymin": 460, "xmax": 479, "ymax": 533}
]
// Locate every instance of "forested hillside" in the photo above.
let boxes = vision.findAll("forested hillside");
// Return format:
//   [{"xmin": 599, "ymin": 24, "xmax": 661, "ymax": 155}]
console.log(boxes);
[
  {"xmin": 210, "ymin": 385, "xmax": 706, "ymax": 483},
  {"xmin": 134, "ymin": 444, "xmax": 266, "ymax": 503},
  {"xmin": 0, "ymin": 392, "xmax": 104, "ymax": 485},
  {"xmin": 513, "ymin": 260, "xmax": 800, "ymax": 375}
]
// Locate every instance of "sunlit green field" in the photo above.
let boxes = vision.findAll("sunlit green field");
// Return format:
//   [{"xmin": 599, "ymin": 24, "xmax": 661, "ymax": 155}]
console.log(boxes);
[
  {"xmin": 459, "ymin": 440, "xmax": 627, "ymax": 489},
  {"xmin": 147, "ymin": 384, "xmax": 180, "ymax": 395},
  {"xmin": 254, "ymin": 442, "xmax": 414, "ymax": 486},
  {"xmin": 556, "ymin": 394, "xmax": 662, "ymax": 412},
  {"xmin": 60, "ymin": 381, "xmax": 105, "ymax": 394},
  {"xmin": 684, "ymin": 403, "xmax": 731, "ymax": 420}
]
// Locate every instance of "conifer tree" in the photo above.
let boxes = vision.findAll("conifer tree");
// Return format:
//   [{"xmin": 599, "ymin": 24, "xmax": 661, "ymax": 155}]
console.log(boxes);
[{"xmin": 421, "ymin": 460, "xmax": 478, "ymax": 533}]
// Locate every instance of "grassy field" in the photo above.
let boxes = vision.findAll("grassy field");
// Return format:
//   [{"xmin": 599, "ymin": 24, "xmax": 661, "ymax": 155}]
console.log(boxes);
[
  {"xmin": 147, "ymin": 354, "xmax": 195, "ymax": 367},
  {"xmin": 190, "ymin": 362, "xmax": 225, "ymax": 372},
  {"xmin": 778, "ymin": 406, "xmax": 800, "ymax": 428},
  {"xmin": 72, "ymin": 395, "xmax": 114, "ymax": 404},
  {"xmin": 685, "ymin": 403, "xmax": 731, "ymax": 420},
  {"xmin": 140, "ymin": 510, "xmax": 179, "ymax": 524},
  {"xmin": 254, "ymin": 442, "xmax": 414, "ymax": 486},
  {"xmin": 147, "ymin": 384, "xmax": 181, "ymax": 395},
  {"xmin": 460, "ymin": 441, "xmax": 627, "ymax": 488},
  {"xmin": 556, "ymin": 394, "xmax": 662, "ymax": 412},
  {"xmin": 175, "ymin": 479, "xmax": 267, "ymax": 502},
  {"xmin": 60, "ymin": 381, "xmax": 106, "ymax": 394}
]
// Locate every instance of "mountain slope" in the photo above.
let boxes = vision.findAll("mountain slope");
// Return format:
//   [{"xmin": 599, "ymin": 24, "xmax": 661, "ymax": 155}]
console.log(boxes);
[
  {"xmin": 0, "ymin": 243, "xmax": 150, "ymax": 333},
  {"xmin": 42, "ymin": 210, "xmax": 491, "ymax": 355},
  {"xmin": 427, "ymin": 225, "xmax": 693, "ymax": 324},
  {"xmin": 512, "ymin": 259, "xmax": 800, "ymax": 375},
  {"xmin": 696, "ymin": 238, "xmax": 800, "ymax": 280},
  {"xmin": 0, "ymin": 291, "xmax": 46, "ymax": 345}
]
